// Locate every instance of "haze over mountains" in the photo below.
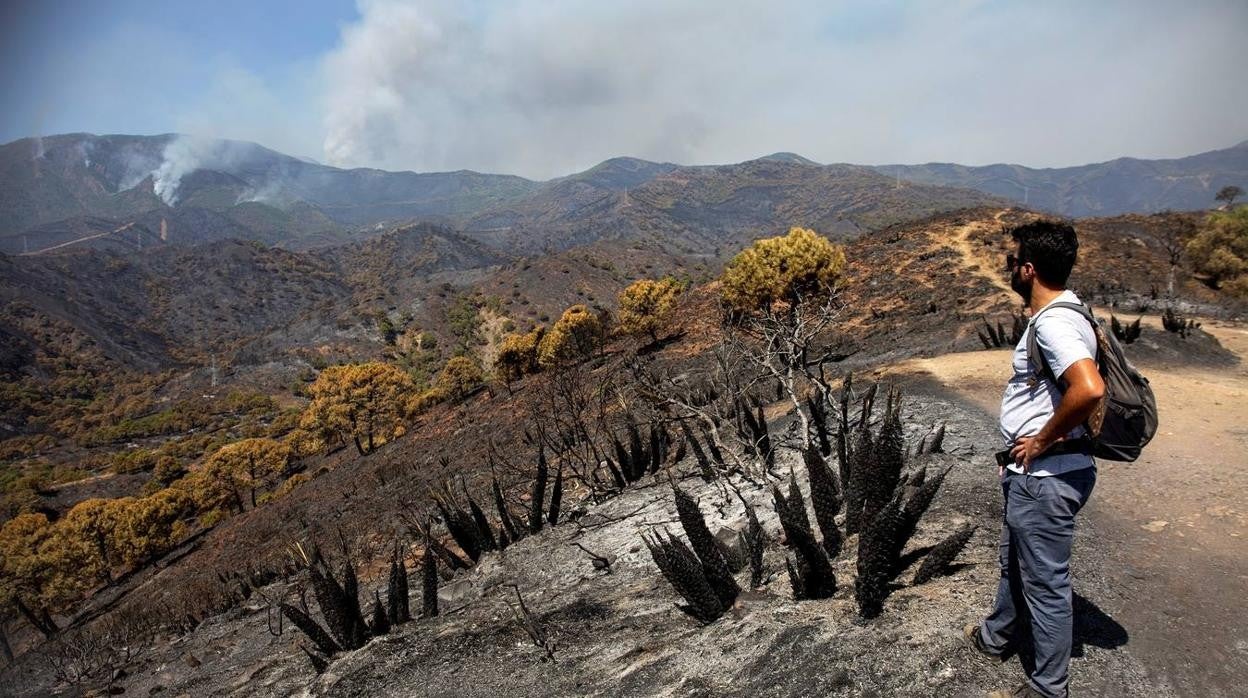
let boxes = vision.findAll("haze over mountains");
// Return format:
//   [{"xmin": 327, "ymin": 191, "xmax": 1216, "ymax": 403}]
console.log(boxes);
[
  {"xmin": 2, "ymin": 133, "xmax": 1244, "ymax": 257},
  {"xmin": 877, "ymin": 139, "xmax": 1248, "ymax": 218}
]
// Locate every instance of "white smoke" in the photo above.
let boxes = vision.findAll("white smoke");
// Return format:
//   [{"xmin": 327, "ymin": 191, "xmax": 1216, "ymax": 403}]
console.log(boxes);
[
  {"xmin": 152, "ymin": 137, "xmax": 214, "ymax": 205},
  {"xmin": 146, "ymin": 135, "xmax": 271, "ymax": 206},
  {"xmin": 318, "ymin": 0, "xmax": 1248, "ymax": 178},
  {"xmin": 318, "ymin": 0, "xmax": 773, "ymax": 177},
  {"xmin": 236, "ymin": 178, "xmax": 287, "ymax": 206}
]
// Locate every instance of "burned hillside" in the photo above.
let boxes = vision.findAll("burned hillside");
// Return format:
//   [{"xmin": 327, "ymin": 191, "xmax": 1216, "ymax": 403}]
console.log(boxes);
[{"xmin": 0, "ymin": 205, "xmax": 1241, "ymax": 697}]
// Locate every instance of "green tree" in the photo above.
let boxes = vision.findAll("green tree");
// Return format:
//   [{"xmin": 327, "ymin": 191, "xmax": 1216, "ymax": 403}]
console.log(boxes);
[
  {"xmin": 445, "ymin": 294, "xmax": 482, "ymax": 350},
  {"xmin": 375, "ymin": 314, "xmax": 398, "ymax": 345},
  {"xmin": 152, "ymin": 456, "xmax": 185, "ymax": 486},
  {"xmin": 1, "ymin": 475, "xmax": 44, "ymax": 519},
  {"xmin": 538, "ymin": 305, "xmax": 604, "ymax": 367},
  {"xmin": 1187, "ymin": 207, "xmax": 1248, "ymax": 296},
  {"xmin": 617, "ymin": 278, "xmax": 684, "ymax": 342},
  {"xmin": 1215, "ymin": 184, "xmax": 1243, "ymax": 208},
  {"xmin": 299, "ymin": 362, "xmax": 415, "ymax": 455}
]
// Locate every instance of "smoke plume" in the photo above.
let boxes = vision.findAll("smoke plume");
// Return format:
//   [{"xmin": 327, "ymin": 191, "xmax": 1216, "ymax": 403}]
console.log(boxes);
[
  {"xmin": 317, "ymin": 0, "xmax": 1248, "ymax": 179},
  {"xmin": 146, "ymin": 136, "xmax": 269, "ymax": 206}
]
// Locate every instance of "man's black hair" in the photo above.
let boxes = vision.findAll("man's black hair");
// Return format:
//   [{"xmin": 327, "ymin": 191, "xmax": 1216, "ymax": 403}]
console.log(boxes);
[{"xmin": 1010, "ymin": 220, "xmax": 1078, "ymax": 286}]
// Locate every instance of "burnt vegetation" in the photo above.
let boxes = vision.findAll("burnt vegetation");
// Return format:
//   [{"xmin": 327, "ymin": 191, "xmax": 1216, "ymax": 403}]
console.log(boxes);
[
  {"xmin": 0, "ymin": 219, "xmax": 1018, "ymax": 693},
  {"xmin": 1110, "ymin": 314, "xmax": 1143, "ymax": 344},
  {"xmin": 640, "ymin": 365, "xmax": 966, "ymax": 621},
  {"xmin": 1161, "ymin": 306, "xmax": 1202, "ymax": 338},
  {"xmin": 977, "ymin": 313, "xmax": 1027, "ymax": 349}
]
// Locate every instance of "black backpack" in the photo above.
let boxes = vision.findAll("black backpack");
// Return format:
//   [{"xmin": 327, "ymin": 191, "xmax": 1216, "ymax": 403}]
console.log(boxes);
[{"xmin": 1026, "ymin": 301, "xmax": 1158, "ymax": 462}]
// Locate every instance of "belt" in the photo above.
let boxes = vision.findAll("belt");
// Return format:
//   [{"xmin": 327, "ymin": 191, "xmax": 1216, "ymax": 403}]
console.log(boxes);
[
  {"xmin": 1045, "ymin": 437, "xmax": 1094, "ymax": 456},
  {"xmin": 994, "ymin": 437, "xmax": 1093, "ymax": 468}
]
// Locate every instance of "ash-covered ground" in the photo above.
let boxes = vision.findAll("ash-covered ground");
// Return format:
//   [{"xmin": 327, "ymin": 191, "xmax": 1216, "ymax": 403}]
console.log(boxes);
[{"xmin": 81, "ymin": 378, "xmax": 1161, "ymax": 698}]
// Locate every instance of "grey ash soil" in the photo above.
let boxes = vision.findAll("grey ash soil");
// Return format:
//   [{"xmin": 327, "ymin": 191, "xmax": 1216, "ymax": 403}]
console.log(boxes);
[{"xmin": 78, "ymin": 380, "xmax": 1163, "ymax": 698}]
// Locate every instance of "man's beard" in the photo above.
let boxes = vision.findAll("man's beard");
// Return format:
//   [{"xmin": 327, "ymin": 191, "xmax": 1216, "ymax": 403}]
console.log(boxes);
[{"xmin": 1011, "ymin": 268, "xmax": 1032, "ymax": 305}]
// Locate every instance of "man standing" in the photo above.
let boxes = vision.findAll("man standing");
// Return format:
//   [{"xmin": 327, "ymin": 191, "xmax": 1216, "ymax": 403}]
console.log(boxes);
[{"xmin": 965, "ymin": 220, "xmax": 1106, "ymax": 698}]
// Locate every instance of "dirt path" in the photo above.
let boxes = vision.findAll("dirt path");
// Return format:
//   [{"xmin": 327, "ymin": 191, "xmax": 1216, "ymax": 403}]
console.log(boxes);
[
  {"xmin": 19, "ymin": 221, "xmax": 136, "ymax": 255},
  {"xmin": 888, "ymin": 317, "xmax": 1248, "ymax": 695},
  {"xmin": 947, "ymin": 213, "xmax": 1014, "ymax": 302}
]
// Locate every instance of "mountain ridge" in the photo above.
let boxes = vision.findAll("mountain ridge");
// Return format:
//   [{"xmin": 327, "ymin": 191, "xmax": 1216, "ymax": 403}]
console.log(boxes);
[
  {"xmin": 1, "ymin": 133, "xmax": 1008, "ymax": 256},
  {"xmin": 871, "ymin": 139, "xmax": 1248, "ymax": 216},
  {"xmin": 4, "ymin": 133, "xmax": 1244, "ymax": 254}
]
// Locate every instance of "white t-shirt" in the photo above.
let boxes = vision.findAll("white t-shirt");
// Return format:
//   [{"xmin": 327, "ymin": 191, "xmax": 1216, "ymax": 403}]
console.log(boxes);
[{"xmin": 998, "ymin": 289, "xmax": 1097, "ymax": 477}]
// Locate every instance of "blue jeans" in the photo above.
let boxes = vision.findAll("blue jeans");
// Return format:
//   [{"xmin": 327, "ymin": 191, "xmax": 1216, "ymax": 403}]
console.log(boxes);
[{"xmin": 980, "ymin": 466, "xmax": 1096, "ymax": 698}]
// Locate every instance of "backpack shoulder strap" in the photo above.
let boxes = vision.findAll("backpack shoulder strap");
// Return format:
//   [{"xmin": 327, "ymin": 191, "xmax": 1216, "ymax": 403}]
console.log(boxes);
[{"xmin": 1026, "ymin": 301, "xmax": 1096, "ymax": 388}]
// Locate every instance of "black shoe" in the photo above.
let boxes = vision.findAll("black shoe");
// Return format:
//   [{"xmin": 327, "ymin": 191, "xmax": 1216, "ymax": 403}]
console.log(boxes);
[{"xmin": 962, "ymin": 622, "xmax": 1007, "ymax": 662}]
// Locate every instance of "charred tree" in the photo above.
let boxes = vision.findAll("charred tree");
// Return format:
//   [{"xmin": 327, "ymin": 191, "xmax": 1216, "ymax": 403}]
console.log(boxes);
[{"xmin": 529, "ymin": 445, "xmax": 549, "ymax": 534}]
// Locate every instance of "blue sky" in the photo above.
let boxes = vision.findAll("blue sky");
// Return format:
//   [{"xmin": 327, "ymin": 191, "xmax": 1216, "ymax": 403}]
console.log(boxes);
[
  {"xmin": 1, "ymin": 0, "xmax": 355, "ymax": 159},
  {"xmin": 3, "ymin": 1, "xmax": 1246, "ymax": 178}
]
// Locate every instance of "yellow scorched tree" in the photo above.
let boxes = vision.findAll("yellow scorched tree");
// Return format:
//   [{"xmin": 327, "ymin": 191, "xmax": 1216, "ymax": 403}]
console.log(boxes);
[
  {"xmin": 720, "ymin": 226, "xmax": 846, "ymax": 311},
  {"xmin": 719, "ymin": 226, "xmax": 848, "ymax": 446},
  {"xmin": 617, "ymin": 278, "xmax": 684, "ymax": 342},
  {"xmin": 0, "ymin": 491, "xmax": 196, "ymax": 631},
  {"xmin": 52, "ymin": 498, "xmax": 128, "ymax": 585},
  {"xmin": 110, "ymin": 489, "xmax": 193, "ymax": 565},
  {"xmin": 300, "ymin": 362, "xmax": 415, "ymax": 455},
  {"xmin": 0, "ymin": 513, "xmax": 60, "ymax": 636},
  {"xmin": 538, "ymin": 305, "xmax": 604, "ymax": 367},
  {"xmin": 494, "ymin": 327, "xmax": 545, "ymax": 387},
  {"xmin": 432, "ymin": 355, "xmax": 485, "ymax": 402},
  {"xmin": 197, "ymin": 438, "xmax": 292, "ymax": 512}
]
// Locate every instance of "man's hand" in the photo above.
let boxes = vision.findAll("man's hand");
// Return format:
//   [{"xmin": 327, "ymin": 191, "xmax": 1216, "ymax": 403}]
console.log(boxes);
[
  {"xmin": 1010, "ymin": 434, "xmax": 1064, "ymax": 472},
  {"xmin": 1007, "ymin": 357, "xmax": 1102, "ymax": 474},
  {"xmin": 1010, "ymin": 435, "xmax": 1046, "ymax": 472}
]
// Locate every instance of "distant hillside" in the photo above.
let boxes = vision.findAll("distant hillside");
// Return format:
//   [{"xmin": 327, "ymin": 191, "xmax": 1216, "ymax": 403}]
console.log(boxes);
[
  {"xmin": 0, "ymin": 222, "xmax": 692, "ymax": 393},
  {"xmin": 0, "ymin": 134, "xmax": 539, "ymax": 251},
  {"xmin": 0, "ymin": 133, "xmax": 1011, "ymax": 257},
  {"xmin": 460, "ymin": 157, "xmax": 1005, "ymax": 254},
  {"xmin": 0, "ymin": 239, "xmax": 349, "ymax": 371},
  {"xmin": 873, "ymin": 140, "xmax": 1248, "ymax": 217},
  {"xmin": 317, "ymin": 222, "xmax": 511, "ymax": 308},
  {"xmin": 5, "ymin": 134, "xmax": 1245, "ymax": 257}
]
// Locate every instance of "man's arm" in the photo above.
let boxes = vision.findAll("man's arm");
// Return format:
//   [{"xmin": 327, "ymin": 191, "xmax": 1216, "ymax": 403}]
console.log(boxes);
[{"xmin": 1010, "ymin": 358, "xmax": 1105, "ymax": 469}]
